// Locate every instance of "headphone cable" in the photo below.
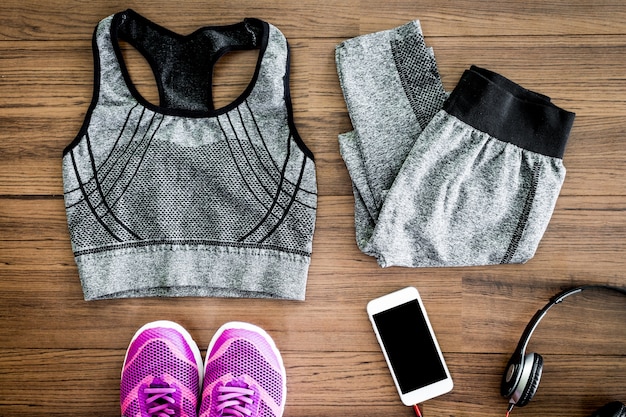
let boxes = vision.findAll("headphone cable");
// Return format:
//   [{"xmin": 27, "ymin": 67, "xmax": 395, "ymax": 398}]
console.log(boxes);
[
  {"xmin": 505, "ymin": 401, "xmax": 515, "ymax": 417},
  {"xmin": 413, "ymin": 404, "xmax": 423, "ymax": 417}
]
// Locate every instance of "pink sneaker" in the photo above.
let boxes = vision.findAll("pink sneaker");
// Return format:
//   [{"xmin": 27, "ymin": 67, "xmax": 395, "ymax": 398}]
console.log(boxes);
[
  {"xmin": 199, "ymin": 322, "xmax": 287, "ymax": 417},
  {"xmin": 121, "ymin": 321, "xmax": 203, "ymax": 417}
]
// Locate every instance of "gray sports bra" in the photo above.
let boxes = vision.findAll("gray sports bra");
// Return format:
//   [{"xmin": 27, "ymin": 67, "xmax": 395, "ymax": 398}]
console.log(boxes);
[{"xmin": 62, "ymin": 10, "xmax": 317, "ymax": 301}]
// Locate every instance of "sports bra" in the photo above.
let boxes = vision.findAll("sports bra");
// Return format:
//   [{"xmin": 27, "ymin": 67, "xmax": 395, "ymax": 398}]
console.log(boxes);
[{"xmin": 62, "ymin": 10, "xmax": 317, "ymax": 300}]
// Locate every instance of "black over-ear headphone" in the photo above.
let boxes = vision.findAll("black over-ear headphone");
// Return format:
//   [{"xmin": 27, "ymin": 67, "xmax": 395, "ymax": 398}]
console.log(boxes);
[{"xmin": 501, "ymin": 285, "xmax": 626, "ymax": 417}]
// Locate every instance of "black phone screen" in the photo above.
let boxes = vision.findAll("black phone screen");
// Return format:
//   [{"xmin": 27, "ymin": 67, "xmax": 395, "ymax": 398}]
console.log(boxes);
[{"xmin": 373, "ymin": 299, "xmax": 448, "ymax": 393}]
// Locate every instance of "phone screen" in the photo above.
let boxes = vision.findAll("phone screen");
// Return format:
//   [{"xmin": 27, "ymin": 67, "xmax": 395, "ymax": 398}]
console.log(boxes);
[{"xmin": 373, "ymin": 299, "xmax": 448, "ymax": 394}]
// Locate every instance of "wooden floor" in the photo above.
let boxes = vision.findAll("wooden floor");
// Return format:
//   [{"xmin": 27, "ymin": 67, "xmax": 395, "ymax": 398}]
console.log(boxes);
[{"xmin": 1, "ymin": 1, "xmax": 626, "ymax": 416}]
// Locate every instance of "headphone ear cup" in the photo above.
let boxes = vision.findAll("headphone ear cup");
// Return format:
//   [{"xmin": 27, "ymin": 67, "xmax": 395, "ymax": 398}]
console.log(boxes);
[
  {"xmin": 501, "ymin": 357, "xmax": 522, "ymax": 398},
  {"xmin": 589, "ymin": 402, "xmax": 626, "ymax": 417},
  {"xmin": 515, "ymin": 353, "xmax": 544, "ymax": 407}
]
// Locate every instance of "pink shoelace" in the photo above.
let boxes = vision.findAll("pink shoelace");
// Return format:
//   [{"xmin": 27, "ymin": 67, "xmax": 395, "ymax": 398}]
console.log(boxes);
[
  {"xmin": 144, "ymin": 386, "xmax": 177, "ymax": 417},
  {"xmin": 217, "ymin": 385, "xmax": 256, "ymax": 417}
]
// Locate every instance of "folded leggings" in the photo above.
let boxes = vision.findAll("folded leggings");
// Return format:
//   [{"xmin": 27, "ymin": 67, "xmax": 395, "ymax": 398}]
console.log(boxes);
[{"xmin": 335, "ymin": 20, "xmax": 575, "ymax": 267}]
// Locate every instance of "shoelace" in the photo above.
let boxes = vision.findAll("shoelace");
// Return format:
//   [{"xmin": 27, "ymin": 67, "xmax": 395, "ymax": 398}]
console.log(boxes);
[
  {"xmin": 144, "ymin": 386, "xmax": 177, "ymax": 417},
  {"xmin": 217, "ymin": 385, "xmax": 255, "ymax": 417}
]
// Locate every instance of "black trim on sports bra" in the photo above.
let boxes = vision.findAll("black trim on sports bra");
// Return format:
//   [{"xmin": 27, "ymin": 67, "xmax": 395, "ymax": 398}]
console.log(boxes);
[
  {"xmin": 283, "ymin": 38, "xmax": 315, "ymax": 162},
  {"xmin": 110, "ymin": 9, "xmax": 270, "ymax": 118}
]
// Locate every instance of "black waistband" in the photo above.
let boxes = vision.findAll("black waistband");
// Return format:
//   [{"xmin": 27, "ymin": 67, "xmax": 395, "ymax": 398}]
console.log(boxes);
[{"xmin": 443, "ymin": 66, "xmax": 575, "ymax": 159}]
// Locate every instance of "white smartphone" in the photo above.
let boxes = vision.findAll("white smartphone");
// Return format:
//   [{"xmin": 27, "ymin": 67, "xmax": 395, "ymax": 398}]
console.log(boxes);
[{"xmin": 366, "ymin": 286, "xmax": 453, "ymax": 406}]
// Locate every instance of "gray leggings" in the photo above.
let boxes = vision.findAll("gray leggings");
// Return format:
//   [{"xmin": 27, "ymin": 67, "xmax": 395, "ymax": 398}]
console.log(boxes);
[{"xmin": 335, "ymin": 21, "xmax": 575, "ymax": 267}]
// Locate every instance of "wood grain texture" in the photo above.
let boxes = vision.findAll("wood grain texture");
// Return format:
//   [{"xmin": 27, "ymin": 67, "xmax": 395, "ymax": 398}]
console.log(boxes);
[{"xmin": 1, "ymin": 0, "xmax": 625, "ymax": 416}]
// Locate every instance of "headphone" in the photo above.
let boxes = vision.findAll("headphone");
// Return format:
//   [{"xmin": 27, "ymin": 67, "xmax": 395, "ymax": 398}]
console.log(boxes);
[{"xmin": 501, "ymin": 285, "xmax": 626, "ymax": 417}]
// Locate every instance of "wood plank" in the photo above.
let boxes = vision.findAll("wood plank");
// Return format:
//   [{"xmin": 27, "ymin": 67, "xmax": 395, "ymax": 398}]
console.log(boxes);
[
  {"xmin": 3, "ymin": 0, "xmax": 626, "ymax": 41},
  {"xmin": 0, "ymin": 350, "xmax": 624, "ymax": 416},
  {"xmin": 359, "ymin": 0, "xmax": 626, "ymax": 36},
  {"xmin": 4, "ymin": 35, "xmax": 626, "ymax": 114},
  {"xmin": 1, "ymin": 36, "xmax": 626, "ymax": 196},
  {"xmin": 0, "ymin": 0, "xmax": 361, "ymax": 41},
  {"xmin": 0, "ymin": 196, "xmax": 624, "ymax": 353},
  {"xmin": 1, "ymin": 195, "xmax": 625, "ymax": 261}
]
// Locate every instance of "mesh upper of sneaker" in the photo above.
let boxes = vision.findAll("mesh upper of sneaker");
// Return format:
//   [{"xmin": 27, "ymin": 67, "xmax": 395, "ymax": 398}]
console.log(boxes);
[
  {"xmin": 199, "ymin": 326, "xmax": 286, "ymax": 417},
  {"xmin": 121, "ymin": 325, "xmax": 202, "ymax": 417}
]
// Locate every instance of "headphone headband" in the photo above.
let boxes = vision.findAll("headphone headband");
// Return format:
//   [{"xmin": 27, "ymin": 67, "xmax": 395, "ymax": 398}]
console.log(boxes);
[{"xmin": 512, "ymin": 285, "xmax": 626, "ymax": 360}]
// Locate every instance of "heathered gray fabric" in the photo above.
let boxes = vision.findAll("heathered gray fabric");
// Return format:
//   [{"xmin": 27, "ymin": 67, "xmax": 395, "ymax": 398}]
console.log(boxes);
[
  {"xmin": 63, "ymin": 12, "xmax": 317, "ymax": 300},
  {"xmin": 366, "ymin": 111, "xmax": 566, "ymax": 267},
  {"xmin": 335, "ymin": 20, "xmax": 448, "ymax": 253},
  {"xmin": 336, "ymin": 21, "xmax": 567, "ymax": 267},
  {"xmin": 335, "ymin": 21, "xmax": 446, "ymax": 215}
]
